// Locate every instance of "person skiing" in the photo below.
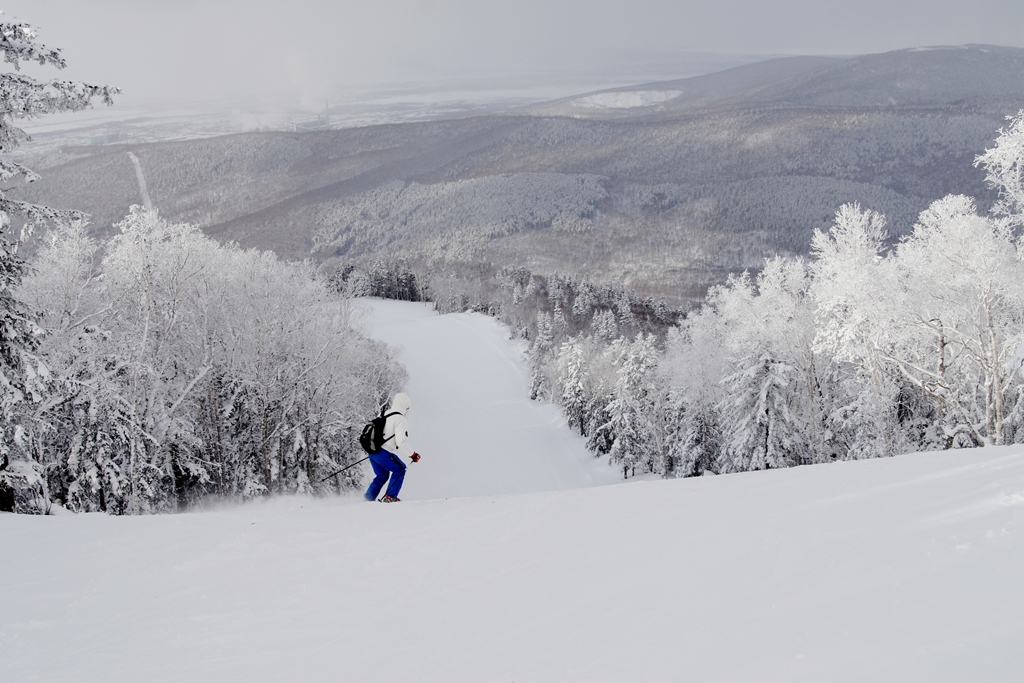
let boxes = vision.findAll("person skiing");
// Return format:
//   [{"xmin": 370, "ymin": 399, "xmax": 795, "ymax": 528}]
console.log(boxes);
[{"xmin": 365, "ymin": 392, "xmax": 420, "ymax": 502}]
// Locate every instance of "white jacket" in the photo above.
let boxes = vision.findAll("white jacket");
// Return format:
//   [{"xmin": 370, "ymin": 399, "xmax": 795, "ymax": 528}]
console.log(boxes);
[{"xmin": 382, "ymin": 392, "xmax": 413, "ymax": 457}]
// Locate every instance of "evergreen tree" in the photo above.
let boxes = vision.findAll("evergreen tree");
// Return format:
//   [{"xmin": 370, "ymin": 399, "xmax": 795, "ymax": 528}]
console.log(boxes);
[
  {"xmin": 672, "ymin": 397, "xmax": 722, "ymax": 477},
  {"xmin": 684, "ymin": 409, "xmax": 722, "ymax": 476},
  {"xmin": 592, "ymin": 309, "xmax": 618, "ymax": 343},
  {"xmin": 529, "ymin": 311, "xmax": 554, "ymax": 400},
  {"xmin": 0, "ymin": 16, "xmax": 116, "ymax": 512},
  {"xmin": 557, "ymin": 338, "xmax": 588, "ymax": 435},
  {"xmin": 604, "ymin": 334, "xmax": 660, "ymax": 477},
  {"xmin": 571, "ymin": 280, "xmax": 597, "ymax": 317},
  {"xmin": 585, "ymin": 396, "xmax": 614, "ymax": 456},
  {"xmin": 0, "ymin": 18, "xmax": 117, "ymax": 228},
  {"xmin": 719, "ymin": 353, "xmax": 802, "ymax": 472}
]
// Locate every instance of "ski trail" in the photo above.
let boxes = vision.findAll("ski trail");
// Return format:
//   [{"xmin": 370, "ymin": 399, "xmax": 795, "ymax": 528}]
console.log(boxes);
[
  {"xmin": 360, "ymin": 298, "xmax": 619, "ymax": 499},
  {"xmin": 126, "ymin": 151, "xmax": 153, "ymax": 211}
]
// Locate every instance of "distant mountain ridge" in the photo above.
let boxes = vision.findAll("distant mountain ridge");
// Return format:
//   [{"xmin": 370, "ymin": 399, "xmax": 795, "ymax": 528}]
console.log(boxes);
[
  {"xmin": 747, "ymin": 45, "xmax": 1024, "ymax": 109},
  {"xmin": 16, "ymin": 45, "xmax": 1024, "ymax": 305},
  {"xmin": 515, "ymin": 55, "xmax": 844, "ymax": 117},
  {"xmin": 526, "ymin": 45, "xmax": 1024, "ymax": 116}
]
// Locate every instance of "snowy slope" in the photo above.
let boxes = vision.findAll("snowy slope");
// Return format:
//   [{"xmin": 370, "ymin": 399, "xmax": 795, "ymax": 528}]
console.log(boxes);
[
  {"xmin": 2, "ymin": 299, "xmax": 1023, "ymax": 682},
  {"xmin": 359, "ymin": 298, "xmax": 621, "ymax": 498},
  {"xmin": 3, "ymin": 448, "xmax": 1022, "ymax": 682}
]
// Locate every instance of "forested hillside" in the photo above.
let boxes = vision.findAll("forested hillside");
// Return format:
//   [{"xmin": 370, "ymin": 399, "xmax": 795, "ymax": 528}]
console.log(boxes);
[
  {"xmin": 408, "ymin": 113, "xmax": 1024, "ymax": 481},
  {"xmin": 15, "ymin": 45, "xmax": 1024, "ymax": 305},
  {"xmin": 0, "ymin": 20, "xmax": 406, "ymax": 515}
]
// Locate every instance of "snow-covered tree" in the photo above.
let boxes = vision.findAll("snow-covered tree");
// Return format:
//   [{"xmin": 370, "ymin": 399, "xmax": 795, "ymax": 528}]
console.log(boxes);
[
  {"xmin": 603, "ymin": 333, "xmax": 661, "ymax": 477},
  {"xmin": 0, "ymin": 16, "xmax": 116, "ymax": 512},
  {"xmin": 888, "ymin": 195, "xmax": 1024, "ymax": 446},
  {"xmin": 669, "ymin": 392, "xmax": 721, "ymax": 477},
  {"xmin": 0, "ymin": 17, "xmax": 117, "ymax": 230},
  {"xmin": 659, "ymin": 297, "xmax": 732, "ymax": 475},
  {"xmin": 556, "ymin": 338, "xmax": 588, "ymax": 435},
  {"xmin": 529, "ymin": 310, "xmax": 554, "ymax": 400},
  {"xmin": 812, "ymin": 194, "xmax": 1024, "ymax": 452},
  {"xmin": 16, "ymin": 208, "xmax": 403, "ymax": 513},
  {"xmin": 811, "ymin": 204, "xmax": 901, "ymax": 458},
  {"xmin": 592, "ymin": 309, "xmax": 618, "ymax": 343},
  {"xmin": 719, "ymin": 353, "xmax": 803, "ymax": 471},
  {"xmin": 975, "ymin": 110, "xmax": 1024, "ymax": 226}
]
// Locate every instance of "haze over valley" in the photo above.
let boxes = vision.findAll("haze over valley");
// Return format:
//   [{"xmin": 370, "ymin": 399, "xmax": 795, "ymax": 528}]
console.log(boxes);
[{"xmin": 15, "ymin": 45, "xmax": 1024, "ymax": 304}]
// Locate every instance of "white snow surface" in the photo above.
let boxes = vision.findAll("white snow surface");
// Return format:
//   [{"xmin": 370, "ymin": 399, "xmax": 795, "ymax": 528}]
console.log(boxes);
[
  {"xmin": 360, "ymin": 299, "xmax": 621, "ymax": 498},
  {"xmin": 3, "ymin": 300, "xmax": 1023, "ymax": 682}
]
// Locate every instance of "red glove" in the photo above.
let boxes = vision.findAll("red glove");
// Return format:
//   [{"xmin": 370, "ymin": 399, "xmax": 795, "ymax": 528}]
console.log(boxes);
[{"xmin": 410, "ymin": 452, "xmax": 421, "ymax": 463}]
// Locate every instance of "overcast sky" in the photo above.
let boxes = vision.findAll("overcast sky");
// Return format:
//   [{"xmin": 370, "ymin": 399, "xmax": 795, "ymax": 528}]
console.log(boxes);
[{"xmin": 6, "ymin": 0, "xmax": 1024, "ymax": 108}]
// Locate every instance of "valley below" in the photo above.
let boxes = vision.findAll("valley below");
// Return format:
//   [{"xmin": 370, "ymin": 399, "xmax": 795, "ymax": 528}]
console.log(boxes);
[{"xmin": 14, "ymin": 45, "xmax": 1024, "ymax": 305}]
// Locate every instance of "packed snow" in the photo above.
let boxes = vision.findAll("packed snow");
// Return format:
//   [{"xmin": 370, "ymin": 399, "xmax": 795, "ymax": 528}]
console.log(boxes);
[
  {"xmin": 2, "ymin": 299, "xmax": 1022, "ymax": 682},
  {"xmin": 361, "ymin": 299, "xmax": 621, "ymax": 499}
]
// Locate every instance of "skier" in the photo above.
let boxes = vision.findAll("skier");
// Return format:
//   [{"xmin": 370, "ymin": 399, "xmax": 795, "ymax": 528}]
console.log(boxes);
[{"xmin": 365, "ymin": 392, "xmax": 420, "ymax": 502}]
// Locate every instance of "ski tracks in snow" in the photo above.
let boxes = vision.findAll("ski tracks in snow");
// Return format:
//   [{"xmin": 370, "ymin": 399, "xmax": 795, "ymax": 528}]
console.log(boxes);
[{"xmin": 360, "ymin": 298, "xmax": 620, "ymax": 500}]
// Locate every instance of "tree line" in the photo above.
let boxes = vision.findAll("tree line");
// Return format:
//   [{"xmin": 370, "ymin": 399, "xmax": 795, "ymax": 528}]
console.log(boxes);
[
  {"xmin": 344, "ymin": 112, "xmax": 1024, "ymax": 480},
  {"xmin": 1, "ymin": 210, "xmax": 404, "ymax": 513},
  {"xmin": 0, "ymin": 22, "xmax": 403, "ymax": 513},
  {"xmin": 545, "ymin": 113, "xmax": 1024, "ymax": 477}
]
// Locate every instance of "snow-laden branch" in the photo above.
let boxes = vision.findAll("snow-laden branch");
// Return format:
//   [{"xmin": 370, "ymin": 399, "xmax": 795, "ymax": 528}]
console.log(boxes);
[{"xmin": 11, "ymin": 210, "xmax": 404, "ymax": 512}]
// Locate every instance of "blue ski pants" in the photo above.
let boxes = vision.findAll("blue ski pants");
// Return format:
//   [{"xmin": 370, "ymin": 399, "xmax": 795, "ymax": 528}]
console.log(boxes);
[{"xmin": 365, "ymin": 449, "xmax": 406, "ymax": 500}]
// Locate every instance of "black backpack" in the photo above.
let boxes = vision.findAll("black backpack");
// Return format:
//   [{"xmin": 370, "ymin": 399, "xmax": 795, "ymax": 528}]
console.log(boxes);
[{"xmin": 358, "ymin": 407, "xmax": 400, "ymax": 454}]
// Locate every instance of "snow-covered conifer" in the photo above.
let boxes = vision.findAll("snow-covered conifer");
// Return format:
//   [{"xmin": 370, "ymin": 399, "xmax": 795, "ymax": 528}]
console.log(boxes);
[
  {"xmin": 530, "ymin": 310, "xmax": 554, "ymax": 400},
  {"xmin": 719, "ymin": 353, "xmax": 802, "ymax": 471},
  {"xmin": 0, "ymin": 17, "xmax": 117, "ymax": 231},
  {"xmin": 0, "ymin": 16, "xmax": 115, "ymax": 511},
  {"xmin": 592, "ymin": 309, "xmax": 618, "ymax": 342},
  {"xmin": 674, "ymin": 398, "xmax": 722, "ymax": 477},
  {"xmin": 604, "ymin": 334, "xmax": 661, "ymax": 477},
  {"xmin": 572, "ymin": 280, "xmax": 597, "ymax": 317},
  {"xmin": 557, "ymin": 338, "xmax": 588, "ymax": 435}
]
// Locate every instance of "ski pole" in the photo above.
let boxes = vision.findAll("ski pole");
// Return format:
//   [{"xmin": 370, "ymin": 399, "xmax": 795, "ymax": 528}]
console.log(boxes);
[{"xmin": 321, "ymin": 456, "xmax": 369, "ymax": 482}]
